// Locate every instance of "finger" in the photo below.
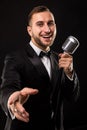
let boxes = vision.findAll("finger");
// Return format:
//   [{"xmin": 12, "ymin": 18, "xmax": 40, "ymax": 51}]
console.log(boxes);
[
  {"xmin": 14, "ymin": 111, "xmax": 29, "ymax": 122},
  {"xmin": 14, "ymin": 101, "xmax": 28, "ymax": 115},
  {"xmin": 20, "ymin": 87, "xmax": 39, "ymax": 96},
  {"xmin": 15, "ymin": 108, "xmax": 29, "ymax": 119},
  {"xmin": 59, "ymin": 55, "xmax": 72, "ymax": 64},
  {"xmin": 12, "ymin": 102, "xmax": 29, "ymax": 122},
  {"xmin": 59, "ymin": 52, "xmax": 72, "ymax": 58},
  {"xmin": 14, "ymin": 108, "xmax": 18, "ymax": 113},
  {"xmin": 63, "ymin": 53, "xmax": 72, "ymax": 58}
]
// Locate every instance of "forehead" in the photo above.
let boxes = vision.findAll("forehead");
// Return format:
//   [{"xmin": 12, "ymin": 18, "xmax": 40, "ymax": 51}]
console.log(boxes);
[{"xmin": 31, "ymin": 11, "xmax": 55, "ymax": 23}]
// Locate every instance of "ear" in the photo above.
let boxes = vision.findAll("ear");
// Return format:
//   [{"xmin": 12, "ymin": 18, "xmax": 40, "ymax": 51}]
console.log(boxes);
[{"xmin": 27, "ymin": 26, "xmax": 32, "ymax": 36}]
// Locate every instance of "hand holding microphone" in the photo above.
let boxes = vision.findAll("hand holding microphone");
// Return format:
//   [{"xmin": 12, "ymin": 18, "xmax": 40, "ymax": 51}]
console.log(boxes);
[{"xmin": 59, "ymin": 36, "xmax": 80, "ymax": 78}]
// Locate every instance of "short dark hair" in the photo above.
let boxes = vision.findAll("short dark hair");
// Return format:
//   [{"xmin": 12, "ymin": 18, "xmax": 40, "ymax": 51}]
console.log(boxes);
[{"xmin": 27, "ymin": 5, "xmax": 52, "ymax": 26}]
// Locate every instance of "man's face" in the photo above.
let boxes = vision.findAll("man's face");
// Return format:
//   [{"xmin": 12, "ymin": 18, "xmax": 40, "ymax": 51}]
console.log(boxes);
[{"xmin": 27, "ymin": 11, "xmax": 57, "ymax": 50}]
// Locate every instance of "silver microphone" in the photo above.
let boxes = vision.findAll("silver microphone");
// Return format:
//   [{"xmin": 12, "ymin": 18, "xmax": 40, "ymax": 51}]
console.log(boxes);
[{"xmin": 62, "ymin": 36, "xmax": 80, "ymax": 54}]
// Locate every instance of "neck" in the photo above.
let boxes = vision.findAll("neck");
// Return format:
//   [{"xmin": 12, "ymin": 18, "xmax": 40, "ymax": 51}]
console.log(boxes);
[{"xmin": 31, "ymin": 40, "xmax": 50, "ymax": 52}]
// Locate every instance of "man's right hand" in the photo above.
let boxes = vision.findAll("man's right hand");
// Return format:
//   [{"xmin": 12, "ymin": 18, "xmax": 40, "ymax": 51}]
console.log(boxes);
[{"xmin": 8, "ymin": 87, "xmax": 39, "ymax": 122}]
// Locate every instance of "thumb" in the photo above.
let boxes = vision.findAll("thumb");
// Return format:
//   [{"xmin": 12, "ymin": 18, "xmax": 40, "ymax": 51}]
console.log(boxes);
[{"xmin": 8, "ymin": 91, "xmax": 20, "ymax": 105}]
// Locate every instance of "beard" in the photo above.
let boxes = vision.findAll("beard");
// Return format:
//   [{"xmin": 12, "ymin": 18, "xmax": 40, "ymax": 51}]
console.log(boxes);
[{"xmin": 31, "ymin": 33, "xmax": 56, "ymax": 49}]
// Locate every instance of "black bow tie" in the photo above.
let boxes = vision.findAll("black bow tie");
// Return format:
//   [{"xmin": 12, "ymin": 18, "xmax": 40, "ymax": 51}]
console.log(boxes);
[{"xmin": 39, "ymin": 51, "xmax": 51, "ymax": 58}]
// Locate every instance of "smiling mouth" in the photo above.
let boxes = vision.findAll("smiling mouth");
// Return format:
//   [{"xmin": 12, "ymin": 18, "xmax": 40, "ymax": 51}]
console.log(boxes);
[{"xmin": 42, "ymin": 34, "xmax": 53, "ymax": 39}]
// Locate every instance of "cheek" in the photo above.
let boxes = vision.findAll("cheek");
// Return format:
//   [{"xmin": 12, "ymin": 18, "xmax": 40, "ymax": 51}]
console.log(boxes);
[{"xmin": 32, "ymin": 28, "xmax": 40, "ymax": 36}]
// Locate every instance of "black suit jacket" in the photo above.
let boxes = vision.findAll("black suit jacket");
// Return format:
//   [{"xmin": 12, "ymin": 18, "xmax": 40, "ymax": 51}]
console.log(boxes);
[{"xmin": 0, "ymin": 43, "xmax": 80, "ymax": 130}]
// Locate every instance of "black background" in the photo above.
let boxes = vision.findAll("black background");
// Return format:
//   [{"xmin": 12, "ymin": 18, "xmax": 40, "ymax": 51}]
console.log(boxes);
[{"xmin": 0, "ymin": 0, "xmax": 87, "ymax": 130}]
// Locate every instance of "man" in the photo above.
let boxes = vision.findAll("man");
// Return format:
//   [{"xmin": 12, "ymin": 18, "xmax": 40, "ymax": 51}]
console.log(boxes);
[{"xmin": 0, "ymin": 5, "xmax": 80, "ymax": 130}]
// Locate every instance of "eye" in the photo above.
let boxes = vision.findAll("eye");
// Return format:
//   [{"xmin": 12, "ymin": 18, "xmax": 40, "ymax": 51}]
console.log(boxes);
[
  {"xmin": 48, "ymin": 21, "xmax": 55, "ymax": 27},
  {"xmin": 36, "ymin": 22, "xmax": 44, "ymax": 27}
]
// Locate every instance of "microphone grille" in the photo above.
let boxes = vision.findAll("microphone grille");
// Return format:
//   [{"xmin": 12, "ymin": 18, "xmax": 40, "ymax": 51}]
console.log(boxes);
[{"xmin": 62, "ymin": 36, "xmax": 80, "ymax": 54}]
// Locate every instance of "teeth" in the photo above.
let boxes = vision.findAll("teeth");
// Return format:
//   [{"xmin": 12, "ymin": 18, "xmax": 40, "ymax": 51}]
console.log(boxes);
[
  {"xmin": 43, "ymin": 36, "xmax": 51, "ymax": 38},
  {"xmin": 42, "ymin": 34, "xmax": 52, "ymax": 38},
  {"xmin": 44, "ymin": 37, "xmax": 49, "ymax": 38}
]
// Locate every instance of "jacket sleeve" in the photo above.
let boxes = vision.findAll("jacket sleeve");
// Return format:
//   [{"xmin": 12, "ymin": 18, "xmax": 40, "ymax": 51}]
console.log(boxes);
[
  {"xmin": 61, "ymin": 70, "xmax": 80, "ymax": 102},
  {"xmin": 0, "ymin": 53, "xmax": 21, "ymax": 117}
]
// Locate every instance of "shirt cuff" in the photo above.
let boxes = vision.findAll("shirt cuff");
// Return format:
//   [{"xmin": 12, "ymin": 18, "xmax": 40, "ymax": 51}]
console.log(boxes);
[{"xmin": 7, "ymin": 102, "xmax": 15, "ymax": 120}]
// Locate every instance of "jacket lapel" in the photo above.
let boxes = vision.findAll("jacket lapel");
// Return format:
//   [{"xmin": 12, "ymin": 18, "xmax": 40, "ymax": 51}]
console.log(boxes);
[
  {"xmin": 50, "ymin": 52, "xmax": 63, "ymax": 101},
  {"xmin": 50, "ymin": 53, "xmax": 59, "ymax": 85},
  {"xmin": 25, "ymin": 43, "xmax": 50, "ymax": 80}
]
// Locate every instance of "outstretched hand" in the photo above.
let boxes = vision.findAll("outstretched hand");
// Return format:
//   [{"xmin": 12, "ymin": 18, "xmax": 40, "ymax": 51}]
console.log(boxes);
[{"xmin": 8, "ymin": 87, "xmax": 39, "ymax": 122}]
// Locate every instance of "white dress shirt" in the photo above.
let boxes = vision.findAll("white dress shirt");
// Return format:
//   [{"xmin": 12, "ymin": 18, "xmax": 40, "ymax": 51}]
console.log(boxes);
[{"xmin": 30, "ymin": 41, "xmax": 51, "ymax": 78}]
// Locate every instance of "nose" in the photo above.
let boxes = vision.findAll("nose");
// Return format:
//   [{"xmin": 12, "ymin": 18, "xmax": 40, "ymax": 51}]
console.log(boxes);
[{"xmin": 44, "ymin": 24, "xmax": 50, "ymax": 33}]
